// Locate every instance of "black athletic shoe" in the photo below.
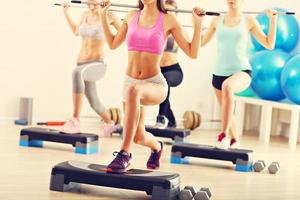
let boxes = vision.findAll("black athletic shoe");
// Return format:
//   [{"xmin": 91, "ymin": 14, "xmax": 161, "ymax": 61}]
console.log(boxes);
[
  {"xmin": 147, "ymin": 141, "xmax": 163, "ymax": 169},
  {"xmin": 106, "ymin": 150, "xmax": 132, "ymax": 173}
]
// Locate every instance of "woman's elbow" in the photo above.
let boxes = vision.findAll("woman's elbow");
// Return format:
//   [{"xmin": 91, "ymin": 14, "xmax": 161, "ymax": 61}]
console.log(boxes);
[
  {"xmin": 264, "ymin": 43, "xmax": 275, "ymax": 50},
  {"xmin": 189, "ymin": 52, "xmax": 198, "ymax": 59}
]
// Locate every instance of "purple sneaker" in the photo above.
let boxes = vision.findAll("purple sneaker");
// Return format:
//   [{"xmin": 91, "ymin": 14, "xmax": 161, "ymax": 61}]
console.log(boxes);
[
  {"xmin": 106, "ymin": 151, "xmax": 132, "ymax": 173},
  {"xmin": 147, "ymin": 141, "xmax": 163, "ymax": 170}
]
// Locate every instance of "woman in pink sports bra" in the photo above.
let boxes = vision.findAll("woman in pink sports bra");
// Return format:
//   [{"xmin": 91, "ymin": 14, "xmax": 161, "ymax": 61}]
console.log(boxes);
[{"xmin": 100, "ymin": 0, "xmax": 205, "ymax": 173}]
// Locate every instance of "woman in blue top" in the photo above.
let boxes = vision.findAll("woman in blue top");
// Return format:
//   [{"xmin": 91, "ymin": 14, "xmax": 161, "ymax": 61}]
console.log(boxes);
[{"xmin": 202, "ymin": 0, "xmax": 278, "ymax": 149}]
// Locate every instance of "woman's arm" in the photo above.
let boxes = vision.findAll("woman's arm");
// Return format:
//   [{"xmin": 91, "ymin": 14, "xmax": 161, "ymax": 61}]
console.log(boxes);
[
  {"xmin": 201, "ymin": 16, "xmax": 219, "ymax": 46},
  {"xmin": 62, "ymin": 2, "xmax": 84, "ymax": 36},
  {"xmin": 169, "ymin": 8, "xmax": 205, "ymax": 59},
  {"xmin": 249, "ymin": 9, "xmax": 278, "ymax": 50},
  {"xmin": 107, "ymin": 11, "xmax": 122, "ymax": 31},
  {"xmin": 100, "ymin": 1, "xmax": 131, "ymax": 49}
]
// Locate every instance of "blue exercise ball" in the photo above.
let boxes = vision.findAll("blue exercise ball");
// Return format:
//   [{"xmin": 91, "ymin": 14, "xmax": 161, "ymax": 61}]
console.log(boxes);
[
  {"xmin": 281, "ymin": 54, "xmax": 300, "ymax": 104},
  {"xmin": 236, "ymin": 87, "xmax": 256, "ymax": 97},
  {"xmin": 251, "ymin": 8, "xmax": 299, "ymax": 52},
  {"xmin": 250, "ymin": 49, "xmax": 291, "ymax": 101}
]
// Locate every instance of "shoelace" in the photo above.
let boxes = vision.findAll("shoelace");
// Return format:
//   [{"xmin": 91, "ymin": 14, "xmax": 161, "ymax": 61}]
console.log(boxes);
[
  {"xmin": 66, "ymin": 118, "xmax": 77, "ymax": 127},
  {"xmin": 112, "ymin": 151, "xmax": 128, "ymax": 166},
  {"xmin": 218, "ymin": 133, "xmax": 226, "ymax": 142}
]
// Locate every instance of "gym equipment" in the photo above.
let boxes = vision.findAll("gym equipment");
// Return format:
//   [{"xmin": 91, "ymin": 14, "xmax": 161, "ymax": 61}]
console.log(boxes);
[
  {"xmin": 14, "ymin": 119, "xmax": 28, "ymax": 126},
  {"xmin": 153, "ymin": 111, "xmax": 219, "ymax": 130},
  {"xmin": 54, "ymin": 2, "xmax": 130, "ymax": 13},
  {"xmin": 54, "ymin": 3, "xmax": 203, "ymax": 29},
  {"xmin": 37, "ymin": 121, "xmax": 66, "ymax": 126},
  {"xmin": 16, "ymin": 97, "xmax": 33, "ymax": 125},
  {"xmin": 71, "ymin": 1, "xmax": 295, "ymax": 16},
  {"xmin": 178, "ymin": 186, "xmax": 212, "ymax": 200},
  {"xmin": 253, "ymin": 160, "xmax": 266, "ymax": 172},
  {"xmin": 50, "ymin": 160, "xmax": 180, "ymax": 200},
  {"xmin": 114, "ymin": 125, "xmax": 191, "ymax": 143},
  {"xmin": 281, "ymin": 54, "xmax": 300, "ymax": 104},
  {"xmin": 184, "ymin": 186, "xmax": 196, "ymax": 196},
  {"xmin": 235, "ymin": 87, "xmax": 256, "ymax": 97},
  {"xmin": 250, "ymin": 49, "xmax": 291, "ymax": 101},
  {"xmin": 268, "ymin": 161, "xmax": 280, "ymax": 174},
  {"xmin": 108, "ymin": 107, "xmax": 122, "ymax": 124},
  {"xmin": 170, "ymin": 143, "xmax": 253, "ymax": 172},
  {"xmin": 251, "ymin": 8, "xmax": 299, "ymax": 52},
  {"xmin": 19, "ymin": 127, "xmax": 98, "ymax": 154},
  {"xmin": 194, "ymin": 188, "xmax": 212, "ymax": 200}
]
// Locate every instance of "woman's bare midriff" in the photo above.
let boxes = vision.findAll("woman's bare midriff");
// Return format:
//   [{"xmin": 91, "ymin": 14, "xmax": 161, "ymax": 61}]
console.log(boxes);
[
  {"xmin": 160, "ymin": 52, "xmax": 178, "ymax": 67},
  {"xmin": 126, "ymin": 51, "xmax": 161, "ymax": 79},
  {"xmin": 77, "ymin": 38, "xmax": 105, "ymax": 63}
]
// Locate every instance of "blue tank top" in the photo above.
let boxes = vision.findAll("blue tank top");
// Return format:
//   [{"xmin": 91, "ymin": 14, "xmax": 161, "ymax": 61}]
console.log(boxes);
[{"xmin": 214, "ymin": 15, "xmax": 251, "ymax": 76}]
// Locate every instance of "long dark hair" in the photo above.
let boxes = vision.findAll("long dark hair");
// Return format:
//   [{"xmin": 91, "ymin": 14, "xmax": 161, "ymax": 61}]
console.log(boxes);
[
  {"xmin": 138, "ymin": 0, "xmax": 166, "ymax": 13},
  {"xmin": 165, "ymin": 0, "xmax": 178, "ymax": 9}
]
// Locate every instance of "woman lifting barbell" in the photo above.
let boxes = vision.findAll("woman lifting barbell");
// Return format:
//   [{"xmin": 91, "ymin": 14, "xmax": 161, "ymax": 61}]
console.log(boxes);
[
  {"xmin": 60, "ymin": 0, "xmax": 122, "ymax": 136},
  {"xmin": 100, "ymin": 0, "xmax": 204, "ymax": 173},
  {"xmin": 155, "ymin": 0, "xmax": 186, "ymax": 129},
  {"xmin": 201, "ymin": 0, "xmax": 278, "ymax": 149}
]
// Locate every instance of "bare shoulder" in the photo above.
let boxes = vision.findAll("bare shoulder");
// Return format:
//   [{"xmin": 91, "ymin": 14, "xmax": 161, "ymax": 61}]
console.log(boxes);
[
  {"xmin": 211, "ymin": 16, "xmax": 221, "ymax": 27},
  {"xmin": 124, "ymin": 10, "xmax": 138, "ymax": 24},
  {"xmin": 245, "ymin": 15, "xmax": 256, "ymax": 29},
  {"xmin": 164, "ymin": 13, "xmax": 177, "ymax": 24}
]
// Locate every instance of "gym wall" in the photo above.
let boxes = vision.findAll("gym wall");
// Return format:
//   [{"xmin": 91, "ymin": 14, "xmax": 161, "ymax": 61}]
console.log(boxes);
[{"xmin": 0, "ymin": 0, "xmax": 299, "ymax": 131}]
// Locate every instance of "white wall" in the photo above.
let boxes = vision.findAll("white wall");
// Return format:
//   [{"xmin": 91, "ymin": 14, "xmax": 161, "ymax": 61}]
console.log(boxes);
[{"xmin": 0, "ymin": 0, "xmax": 299, "ymax": 129}]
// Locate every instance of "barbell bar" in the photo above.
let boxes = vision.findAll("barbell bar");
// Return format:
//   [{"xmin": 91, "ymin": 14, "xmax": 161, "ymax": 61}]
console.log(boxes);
[{"xmin": 71, "ymin": 0, "xmax": 295, "ymax": 15}]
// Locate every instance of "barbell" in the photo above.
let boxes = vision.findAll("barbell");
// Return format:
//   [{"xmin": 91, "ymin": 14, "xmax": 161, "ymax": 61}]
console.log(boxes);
[
  {"xmin": 108, "ymin": 108, "xmax": 220, "ymax": 130},
  {"xmin": 71, "ymin": 0, "xmax": 295, "ymax": 16},
  {"xmin": 54, "ymin": 3, "xmax": 202, "ymax": 29}
]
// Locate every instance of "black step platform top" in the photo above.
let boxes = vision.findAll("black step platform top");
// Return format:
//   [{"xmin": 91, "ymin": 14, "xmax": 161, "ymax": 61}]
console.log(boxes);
[
  {"xmin": 21, "ymin": 127, "xmax": 98, "ymax": 144},
  {"xmin": 171, "ymin": 143, "xmax": 253, "ymax": 163},
  {"xmin": 145, "ymin": 126, "xmax": 190, "ymax": 139},
  {"xmin": 51, "ymin": 161, "xmax": 180, "ymax": 194}
]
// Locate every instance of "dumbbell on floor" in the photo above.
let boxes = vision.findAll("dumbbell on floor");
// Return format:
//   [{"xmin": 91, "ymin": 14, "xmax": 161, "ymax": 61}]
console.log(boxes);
[
  {"xmin": 178, "ymin": 186, "xmax": 212, "ymax": 200},
  {"xmin": 253, "ymin": 160, "xmax": 266, "ymax": 172},
  {"xmin": 268, "ymin": 162, "xmax": 280, "ymax": 174}
]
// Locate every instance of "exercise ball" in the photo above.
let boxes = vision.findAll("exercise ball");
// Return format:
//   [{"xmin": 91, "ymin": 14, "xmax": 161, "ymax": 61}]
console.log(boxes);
[
  {"xmin": 236, "ymin": 87, "xmax": 256, "ymax": 97},
  {"xmin": 281, "ymin": 54, "xmax": 300, "ymax": 104},
  {"xmin": 251, "ymin": 8, "xmax": 299, "ymax": 52},
  {"xmin": 250, "ymin": 49, "xmax": 291, "ymax": 101}
]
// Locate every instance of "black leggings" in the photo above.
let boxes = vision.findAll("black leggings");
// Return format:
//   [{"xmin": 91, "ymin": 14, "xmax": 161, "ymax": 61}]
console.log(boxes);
[{"xmin": 157, "ymin": 63, "xmax": 183, "ymax": 127}]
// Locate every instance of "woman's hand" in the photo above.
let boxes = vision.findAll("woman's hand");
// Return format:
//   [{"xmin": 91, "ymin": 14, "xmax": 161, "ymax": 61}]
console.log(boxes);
[
  {"xmin": 100, "ymin": 0, "xmax": 111, "ymax": 15},
  {"xmin": 192, "ymin": 7, "xmax": 205, "ymax": 26},
  {"xmin": 266, "ymin": 9, "xmax": 278, "ymax": 21},
  {"xmin": 62, "ymin": 2, "xmax": 70, "ymax": 14}
]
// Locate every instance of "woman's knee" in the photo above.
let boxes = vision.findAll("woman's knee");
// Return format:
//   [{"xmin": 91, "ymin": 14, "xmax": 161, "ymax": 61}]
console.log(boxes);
[
  {"xmin": 72, "ymin": 68, "xmax": 84, "ymax": 93},
  {"xmin": 133, "ymin": 133, "xmax": 145, "ymax": 144},
  {"xmin": 221, "ymin": 83, "xmax": 234, "ymax": 97},
  {"xmin": 126, "ymin": 84, "xmax": 140, "ymax": 100}
]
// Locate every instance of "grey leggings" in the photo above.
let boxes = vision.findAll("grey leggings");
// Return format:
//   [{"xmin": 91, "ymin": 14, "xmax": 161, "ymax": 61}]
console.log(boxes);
[{"xmin": 72, "ymin": 60, "xmax": 107, "ymax": 115}]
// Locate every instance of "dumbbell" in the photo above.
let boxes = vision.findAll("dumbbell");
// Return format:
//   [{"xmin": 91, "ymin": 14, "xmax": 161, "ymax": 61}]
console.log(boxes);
[
  {"xmin": 253, "ymin": 160, "xmax": 266, "ymax": 172},
  {"xmin": 179, "ymin": 186, "xmax": 212, "ymax": 200},
  {"xmin": 268, "ymin": 161, "xmax": 280, "ymax": 174}
]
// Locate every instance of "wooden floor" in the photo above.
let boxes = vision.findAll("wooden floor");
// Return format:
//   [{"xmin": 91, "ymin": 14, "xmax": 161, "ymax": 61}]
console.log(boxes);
[{"xmin": 0, "ymin": 123, "xmax": 300, "ymax": 200}]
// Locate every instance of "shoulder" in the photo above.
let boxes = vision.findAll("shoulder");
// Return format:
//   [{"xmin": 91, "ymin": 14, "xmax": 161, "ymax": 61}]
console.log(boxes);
[
  {"xmin": 212, "ymin": 16, "xmax": 221, "ymax": 26},
  {"xmin": 164, "ymin": 13, "xmax": 178, "ymax": 25},
  {"xmin": 124, "ymin": 10, "xmax": 138, "ymax": 22}
]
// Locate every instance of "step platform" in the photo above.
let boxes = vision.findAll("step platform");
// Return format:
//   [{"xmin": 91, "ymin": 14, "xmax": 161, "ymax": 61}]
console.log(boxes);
[
  {"xmin": 170, "ymin": 143, "xmax": 253, "ymax": 172},
  {"xmin": 115, "ymin": 125, "xmax": 190, "ymax": 143},
  {"xmin": 50, "ymin": 161, "xmax": 180, "ymax": 200},
  {"xmin": 19, "ymin": 127, "xmax": 98, "ymax": 154}
]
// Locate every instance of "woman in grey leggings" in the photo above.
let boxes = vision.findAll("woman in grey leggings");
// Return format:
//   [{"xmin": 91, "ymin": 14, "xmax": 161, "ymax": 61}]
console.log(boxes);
[{"xmin": 60, "ymin": 0, "xmax": 121, "ymax": 135}]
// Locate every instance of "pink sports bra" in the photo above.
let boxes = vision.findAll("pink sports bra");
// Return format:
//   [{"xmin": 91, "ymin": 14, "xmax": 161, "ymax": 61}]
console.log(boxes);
[{"xmin": 126, "ymin": 11, "xmax": 167, "ymax": 55}]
